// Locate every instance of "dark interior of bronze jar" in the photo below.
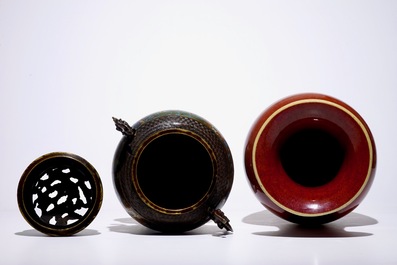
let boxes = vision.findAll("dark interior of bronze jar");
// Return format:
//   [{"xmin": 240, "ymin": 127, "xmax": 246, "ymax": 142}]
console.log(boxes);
[
  {"xmin": 279, "ymin": 128, "xmax": 346, "ymax": 187},
  {"xmin": 137, "ymin": 133, "xmax": 213, "ymax": 210}
]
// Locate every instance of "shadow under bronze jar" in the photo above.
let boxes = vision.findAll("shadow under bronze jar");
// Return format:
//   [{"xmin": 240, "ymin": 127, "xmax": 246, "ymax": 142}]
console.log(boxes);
[
  {"xmin": 112, "ymin": 111, "xmax": 234, "ymax": 233},
  {"xmin": 245, "ymin": 93, "xmax": 377, "ymax": 225}
]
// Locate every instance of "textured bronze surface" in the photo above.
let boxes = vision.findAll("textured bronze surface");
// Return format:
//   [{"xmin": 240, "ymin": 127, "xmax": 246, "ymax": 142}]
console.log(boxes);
[{"xmin": 113, "ymin": 111, "xmax": 234, "ymax": 233}]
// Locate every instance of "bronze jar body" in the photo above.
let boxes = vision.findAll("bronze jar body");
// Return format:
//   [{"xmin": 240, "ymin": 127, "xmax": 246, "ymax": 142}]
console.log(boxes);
[{"xmin": 112, "ymin": 110, "xmax": 234, "ymax": 233}]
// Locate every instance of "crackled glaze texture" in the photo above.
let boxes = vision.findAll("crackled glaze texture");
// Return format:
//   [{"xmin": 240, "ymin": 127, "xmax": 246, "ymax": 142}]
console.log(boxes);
[{"xmin": 245, "ymin": 93, "xmax": 376, "ymax": 225}]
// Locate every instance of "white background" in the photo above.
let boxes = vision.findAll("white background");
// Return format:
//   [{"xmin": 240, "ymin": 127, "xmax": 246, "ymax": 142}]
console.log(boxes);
[{"xmin": 1, "ymin": 1, "xmax": 397, "ymax": 264}]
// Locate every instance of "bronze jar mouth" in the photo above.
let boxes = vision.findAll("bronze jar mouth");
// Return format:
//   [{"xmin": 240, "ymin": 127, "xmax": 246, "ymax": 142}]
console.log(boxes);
[{"xmin": 112, "ymin": 110, "xmax": 234, "ymax": 233}]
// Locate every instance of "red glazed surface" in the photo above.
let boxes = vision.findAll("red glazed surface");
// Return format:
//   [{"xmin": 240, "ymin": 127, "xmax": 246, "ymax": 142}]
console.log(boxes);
[{"xmin": 245, "ymin": 93, "xmax": 376, "ymax": 224}]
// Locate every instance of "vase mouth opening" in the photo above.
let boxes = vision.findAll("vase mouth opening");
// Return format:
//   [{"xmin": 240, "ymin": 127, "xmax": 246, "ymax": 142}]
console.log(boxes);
[
  {"xmin": 135, "ymin": 131, "xmax": 215, "ymax": 212},
  {"xmin": 250, "ymin": 97, "xmax": 375, "ymax": 217},
  {"xmin": 278, "ymin": 127, "xmax": 346, "ymax": 188}
]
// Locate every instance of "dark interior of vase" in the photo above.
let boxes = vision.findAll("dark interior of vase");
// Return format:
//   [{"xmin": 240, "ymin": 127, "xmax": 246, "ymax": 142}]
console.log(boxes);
[
  {"xmin": 279, "ymin": 128, "xmax": 346, "ymax": 187},
  {"xmin": 137, "ymin": 133, "xmax": 213, "ymax": 210}
]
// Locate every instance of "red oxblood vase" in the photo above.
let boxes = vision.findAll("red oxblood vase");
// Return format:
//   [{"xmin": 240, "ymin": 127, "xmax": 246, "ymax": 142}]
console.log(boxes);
[{"xmin": 245, "ymin": 93, "xmax": 376, "ymax": 225}]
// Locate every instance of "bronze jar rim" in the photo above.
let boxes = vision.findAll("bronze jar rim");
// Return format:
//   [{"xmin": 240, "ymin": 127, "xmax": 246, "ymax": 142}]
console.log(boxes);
[{"xmin": 112, "ymin": 110, "xmax": 234, "ymax": 233}]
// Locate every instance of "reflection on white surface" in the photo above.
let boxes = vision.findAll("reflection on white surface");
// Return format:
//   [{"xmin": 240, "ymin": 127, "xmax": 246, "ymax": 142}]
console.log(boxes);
[
  {"xmin": 1, "ymin": 0, "xmax": 397, "ymax": 264},
  {"xmin": 4, "ymin": 209, "xmax": 397, "ymax": 265},
  {"xmin": 242, "ymin": 210, "xmax": 377, "ymax": 238}
]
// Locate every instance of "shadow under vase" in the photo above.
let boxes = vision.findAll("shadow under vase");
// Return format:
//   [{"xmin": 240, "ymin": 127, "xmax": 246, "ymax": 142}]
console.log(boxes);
[{"xmin": 242, "ymin": 210, "xmax": 377, "ymax": 238}]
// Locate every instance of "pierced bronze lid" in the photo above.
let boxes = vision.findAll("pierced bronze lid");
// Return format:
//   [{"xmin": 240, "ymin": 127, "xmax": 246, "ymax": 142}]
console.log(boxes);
[{"xmin": 17, "ymin": 152, "xmax": 103, "ymax": 236}]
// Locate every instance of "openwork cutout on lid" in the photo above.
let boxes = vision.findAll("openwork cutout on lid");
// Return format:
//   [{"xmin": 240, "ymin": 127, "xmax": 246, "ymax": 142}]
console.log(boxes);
[
  {"xmin": 18, "ymin": 152, "xmax": 103, "ymax": 236},
  {"xmin": 31, "ymin": 166, "xmax": 96, "ymax": 226}
]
